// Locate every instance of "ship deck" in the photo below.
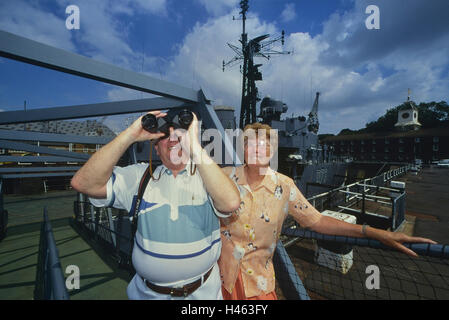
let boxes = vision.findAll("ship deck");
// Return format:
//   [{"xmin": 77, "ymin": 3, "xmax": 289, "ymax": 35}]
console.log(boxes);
[
  {"xmin": 0, "ymin": 190, "xmax": 130, "ymax": 300},
  {"xmin": 1, "ymin": 166, "xmax": 448, "ymax": 300}
]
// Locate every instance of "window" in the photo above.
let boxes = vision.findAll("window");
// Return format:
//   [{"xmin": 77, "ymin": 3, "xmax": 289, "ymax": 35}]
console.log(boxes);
[
  {"xmin": 415, "ymin": 137, "xmax": 420, "ymax": 143},
  {"xmin": 372, "ymin": 140, "xmax": 376, "ymax": 145},
  {"xmin": 399, "ymin": 138, "xmax": 404, "ymax": 144},
  {"xmin": 433, "ymin": 137, "xmax": 439, "ymax": 143},
  {"xmin": 433, "ymin": 145, "xmax": 439, "ymax": 151},
  {"xmin": 385, "ymin": 147, "xmax": 389, "ymax": 153},
  {"xmin": 385, "ymin": 139, "xmax": 390, "ymax": 144},
  {"xmin": 399, "ymin": 147, "xmax": 404, "ymax": 153}
]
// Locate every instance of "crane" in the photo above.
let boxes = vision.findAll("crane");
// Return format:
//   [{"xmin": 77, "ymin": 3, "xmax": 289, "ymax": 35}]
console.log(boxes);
[{"xmin": 307, "ymin": 92, "xmax": 320, "ymax": 134}]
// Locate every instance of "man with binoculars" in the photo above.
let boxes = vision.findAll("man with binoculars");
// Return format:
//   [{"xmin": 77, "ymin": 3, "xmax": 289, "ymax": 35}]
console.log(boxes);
[{"xmin": 71, "ymin": 109, "xmax": 240, "ymax": 300}]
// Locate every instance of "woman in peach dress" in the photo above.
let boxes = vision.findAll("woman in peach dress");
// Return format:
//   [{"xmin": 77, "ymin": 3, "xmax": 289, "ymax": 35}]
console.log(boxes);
[{"xmin": 218, "ymin": 123, "xmax": 436, "ymax": 300}]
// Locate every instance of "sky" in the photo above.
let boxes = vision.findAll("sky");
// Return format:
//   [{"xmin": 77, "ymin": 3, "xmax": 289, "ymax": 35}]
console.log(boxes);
[{"xmin": 0, "ymin": 0, "xmax": 448, "ymax": 134}]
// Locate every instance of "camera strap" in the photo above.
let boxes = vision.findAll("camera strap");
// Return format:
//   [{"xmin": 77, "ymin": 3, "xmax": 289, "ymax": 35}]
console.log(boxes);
[{"xmin": 128, "ymin": 164, "xmax": 152, "ymax": 261}]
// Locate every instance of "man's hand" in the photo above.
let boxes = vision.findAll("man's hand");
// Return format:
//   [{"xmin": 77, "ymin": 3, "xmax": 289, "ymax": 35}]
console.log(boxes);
[
  {"xmin": 177, "ymin": 112, "xmax": 203, "ymax": 162},
  {"xmin": 127, "ymin": 110, "xmax": 167, "ymax": 142},
  {"xmin": 71, "ymin": 110, "xmax": 167, "ymax": 198}
]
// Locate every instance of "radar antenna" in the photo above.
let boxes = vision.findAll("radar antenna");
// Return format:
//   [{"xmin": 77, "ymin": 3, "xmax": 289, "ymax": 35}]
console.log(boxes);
[{"xmin": 222, "ymin": 0, "xmax": 291, "ymax": 128}]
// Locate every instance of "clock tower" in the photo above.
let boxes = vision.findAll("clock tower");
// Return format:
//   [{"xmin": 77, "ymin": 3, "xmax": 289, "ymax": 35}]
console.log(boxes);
[{"xmin": 394, "ymin": 89, "xmax": 421, "ymax": 131}]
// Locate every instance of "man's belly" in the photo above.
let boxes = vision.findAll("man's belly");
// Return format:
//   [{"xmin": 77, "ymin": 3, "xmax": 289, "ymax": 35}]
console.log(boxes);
[{"xmin": 132, "ymin": 230, "xmax": 221, "ymax": 286}]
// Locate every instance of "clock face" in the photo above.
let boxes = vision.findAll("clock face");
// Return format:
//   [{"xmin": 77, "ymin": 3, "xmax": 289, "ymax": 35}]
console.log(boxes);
[{"xmin": 402, "ymin": 112, "xmax": 410, "ymax": 119}]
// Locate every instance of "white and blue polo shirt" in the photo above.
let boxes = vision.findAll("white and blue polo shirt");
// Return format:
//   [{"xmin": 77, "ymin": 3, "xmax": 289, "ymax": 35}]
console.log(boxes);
[{"xmin": 90, "ymin": 162, "xmax": 230, "ymax": 287}]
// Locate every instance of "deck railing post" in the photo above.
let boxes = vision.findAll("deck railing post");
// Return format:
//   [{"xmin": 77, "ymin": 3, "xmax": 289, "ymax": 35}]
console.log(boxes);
[{"xmin": 107, "ymin": 208, "xmax": 117, "ymax": 248}]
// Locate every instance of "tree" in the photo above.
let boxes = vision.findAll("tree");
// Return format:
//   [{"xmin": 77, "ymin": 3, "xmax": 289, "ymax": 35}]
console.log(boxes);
[
  {"xmin": 417, "ymin": 101, "xmax": 449, "ymax": 128},
  {"xmin": 364, "ymin": 100, "xmax": 448, "ymax": 133},
  {"xmin": 338, "ymin": 128, "xmax": 358, "ymax": 135}
]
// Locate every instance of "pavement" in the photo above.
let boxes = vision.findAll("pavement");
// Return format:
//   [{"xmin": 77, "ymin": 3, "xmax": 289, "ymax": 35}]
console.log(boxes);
[
  {"xmin": 395, "ymin": 166, "xmax": 449, "ymax": 244},
  {"xmin": 283, "ymin": 166, "xmax": 449, "ymax": 300}
]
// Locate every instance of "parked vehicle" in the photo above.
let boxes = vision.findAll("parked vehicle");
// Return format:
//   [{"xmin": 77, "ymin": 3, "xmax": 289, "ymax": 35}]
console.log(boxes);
[{"xmin": 437, "ymin": 159, "xmax": 449, "ymax": 168}]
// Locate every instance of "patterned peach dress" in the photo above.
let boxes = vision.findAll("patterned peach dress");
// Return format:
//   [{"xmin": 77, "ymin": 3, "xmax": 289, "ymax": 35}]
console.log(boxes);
[{"xmin": 218, "ymin": 165, "xmax": 322, "ymax": 298}]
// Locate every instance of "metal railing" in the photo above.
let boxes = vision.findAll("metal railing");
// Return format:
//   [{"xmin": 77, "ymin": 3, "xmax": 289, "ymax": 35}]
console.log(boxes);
[
  {"xmin": 0, "ymin": 179, "xmax": 7, "ymax": 241},
  {"xmin": 302, "ymin": 164, "xmax": 411, "ymax": 232},
  {"xmin": 277, "ymin": 164, "xmax": 449, "ymax": 300},
  {"xmin": 72, "ymin": 194, "xmax": 314, "ymax": 299},
  {"xmin": 279, "ymin": 227, "xmax": 449, "ymax": 300},
  {"xmin": 73, "ymin": 193, "xmax": 134, "ymax": 269},
  {"xmin": 35, "ymin": 207, "xmax": 70, "ymax": 300}
]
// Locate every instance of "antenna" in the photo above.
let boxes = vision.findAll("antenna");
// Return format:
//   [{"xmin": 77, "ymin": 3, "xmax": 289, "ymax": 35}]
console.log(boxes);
[
  {"xmin": 141, "ymin": 39, "xmax": 145, "ymax": 99},
  {"xmin": 222, "ymin": 0, "xmax": 291, "ymax": 128}
]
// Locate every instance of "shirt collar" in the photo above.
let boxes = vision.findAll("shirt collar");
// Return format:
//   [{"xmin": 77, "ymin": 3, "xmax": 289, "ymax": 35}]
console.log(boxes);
[
  {"xmin": 157, "ymin": 159, "xmax": 195, "ymax": 177},
  {"xmin": 235, "ymin": 164, "xmax": 278, "ymax": 194}
]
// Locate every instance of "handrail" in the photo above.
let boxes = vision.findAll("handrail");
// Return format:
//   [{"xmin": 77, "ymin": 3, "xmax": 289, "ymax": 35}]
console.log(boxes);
[
  {"xmin": 273, "ymin": 241, "xmax": 310, "ymax": 300},
  {"xmin": 282, "ymin": 227, "xmax": 449, "ymax": 259},
  {"xmin": 42, "ymin": 207, "xmax": 70, "ymax": 300},
  {"xmin": 306, "ymin": 164, "xmax": 410, "ymax": 203}
]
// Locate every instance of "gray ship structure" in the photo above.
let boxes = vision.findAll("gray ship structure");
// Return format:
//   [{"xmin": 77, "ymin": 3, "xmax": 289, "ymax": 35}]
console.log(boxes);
[
  {"xmin": 258, "ymin": 93, "xmax": 349, "ymax": 197},
  {"xmin": 220, "ymin": 0, "xmax": 349, "ymax": 197}
]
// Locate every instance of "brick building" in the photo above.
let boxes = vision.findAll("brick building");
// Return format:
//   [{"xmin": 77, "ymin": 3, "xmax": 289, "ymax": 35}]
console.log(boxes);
[
  {"xmin": 322, "ymin": 127, "xmax": 449, "ymax": 163},
  {"xmin": 322, "ymin": 100, "xmax": 449, "ymax": 163}
]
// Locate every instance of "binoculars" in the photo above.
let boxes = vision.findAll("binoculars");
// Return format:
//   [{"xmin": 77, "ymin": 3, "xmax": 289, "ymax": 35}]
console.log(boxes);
[{"xmin": 141, "ymin": 109, "xmax": 194, "ymax": 138}]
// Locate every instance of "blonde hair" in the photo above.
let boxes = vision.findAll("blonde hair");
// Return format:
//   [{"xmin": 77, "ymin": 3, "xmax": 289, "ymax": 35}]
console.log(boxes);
[
  {"xmin": 242, "ymin": 122, "xmax": 277, "ymax": 149},
  {"xmin": 243, "ymin": 122, "xmax": 273, "ymax": 141}
]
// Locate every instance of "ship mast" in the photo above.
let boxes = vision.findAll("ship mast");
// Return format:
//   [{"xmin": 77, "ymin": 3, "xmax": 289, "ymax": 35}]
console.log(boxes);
[{"xmin": 223, "ymin": 0, "xmax": 290, "ymax": 128}]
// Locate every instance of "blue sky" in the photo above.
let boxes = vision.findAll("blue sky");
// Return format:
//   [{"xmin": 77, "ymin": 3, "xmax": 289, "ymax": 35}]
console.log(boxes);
[{"xmin": 1, "ymin": 0, "xmax": 448, "ymax": 134}]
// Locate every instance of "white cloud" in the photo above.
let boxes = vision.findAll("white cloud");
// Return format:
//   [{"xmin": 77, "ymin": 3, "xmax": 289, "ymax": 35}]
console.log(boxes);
[
  {"xmin": 0, "ymin": 0, "xmax": 168, "ymax": 71},
  {"xmin": 145, "ymin": 2, "xmax": 447, "ymax": 134},
  {"xmin": 132, "ymin": 0, "xmax": 168, "ymax": 16},
  {"xmin": 0, "ymin": 1, "xmax": 75, "ymax": 51},
  {"xmin": 162, "ymin": 11, "xmax": 278, "ymax": 107},
  {"xmin": 196, "ymin": 0, "xmax": 239, "ymax": 16},
  {"xmin": 280, "ymin": 3, "xmax": 296, "ymax": 23},
  {"xmin": 2, "ymin": 0, "xmax": 447, "ymax": 135}
]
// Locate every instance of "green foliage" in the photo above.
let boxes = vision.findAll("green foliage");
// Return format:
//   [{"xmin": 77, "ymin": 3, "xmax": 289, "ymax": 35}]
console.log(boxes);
[
  {"xmin": 361, "ymin": 101, "xmax": 448, "ymax": 134},
  {"xmin": 365, "ymin": 107, "xmax": 399, "ymax": 133},
  {"xmin": 338, "ymin": 128, "xmax": 358, "ymax": 135},
  {"xmin": 416, "ymin": 101, "xmax": 449, "ymax": 127},
  {"xmin": 318, "ymin": 133, "xmax": 335, "ymax": 140}
]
